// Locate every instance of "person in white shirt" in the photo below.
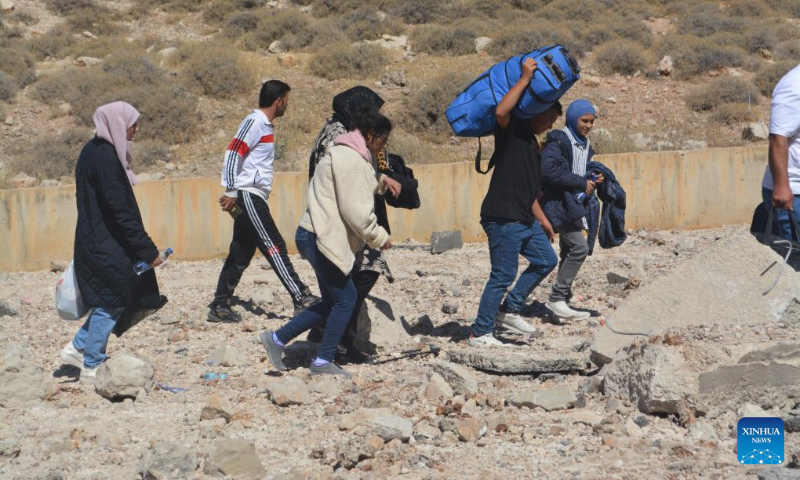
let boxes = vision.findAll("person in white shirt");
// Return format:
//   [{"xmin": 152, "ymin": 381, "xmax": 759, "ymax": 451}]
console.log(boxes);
[
  {"xmin": 762, "ymin": 64, "xmax": 800, "ymax": 242},
  {"xmin": 209, "ymin": 80, "xmax": 318, "ymax": 323}
]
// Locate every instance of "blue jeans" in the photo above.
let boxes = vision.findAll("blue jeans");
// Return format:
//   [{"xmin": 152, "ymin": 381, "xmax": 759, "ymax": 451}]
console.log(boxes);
[
  {"xmin": 275, "ymin": 228, "xmax": 356, "ymax": 361},
  {"xmin": 72, "ymin": 307, "xmax": 125, "ymax": 368},
  {"xmin": 472, "ymin": 221, "xmax": 558, "ymax": 337},
  {"xmin": 762, "ymin": 188, "xmax": 800, "ymax": 242}
]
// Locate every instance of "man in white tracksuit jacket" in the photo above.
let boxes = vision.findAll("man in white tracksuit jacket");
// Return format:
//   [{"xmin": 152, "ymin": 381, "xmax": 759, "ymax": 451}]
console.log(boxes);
[{"xmin": 209, "ymin": 80, "xmax": 318, "ymax": 323}]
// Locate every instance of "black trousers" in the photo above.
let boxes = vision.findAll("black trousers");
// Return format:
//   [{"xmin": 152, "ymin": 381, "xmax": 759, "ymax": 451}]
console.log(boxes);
[{"xmin": 213, "ymin": 191, "xmax": 308, "ymax": 306}]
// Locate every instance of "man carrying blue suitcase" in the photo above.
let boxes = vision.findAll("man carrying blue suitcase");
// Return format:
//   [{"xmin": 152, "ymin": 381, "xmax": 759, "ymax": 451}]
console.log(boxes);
[{"xmin": 470, "ymin": 59, "xmax": 562, "ymax": 347}]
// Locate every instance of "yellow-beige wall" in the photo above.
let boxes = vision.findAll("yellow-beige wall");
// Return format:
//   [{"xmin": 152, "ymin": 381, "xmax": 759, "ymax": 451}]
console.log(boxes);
[{"xmin": 0, "ymin": 146, "xmax": 766, "ymax": 272}]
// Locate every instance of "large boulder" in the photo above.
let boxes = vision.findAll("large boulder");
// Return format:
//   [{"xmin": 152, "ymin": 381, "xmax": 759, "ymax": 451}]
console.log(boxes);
[
  {"xmin": 94, "ymin": 351, "xmax": 154, "ymax": 400},
  {"xmin": 138, "ymin": 442, "xmax": 197, "ymax": 480},
  {"xmin": 203, "ymin": 440, "xmax": 265, "ymax": 479},
  {"xmin": 352, "ymin": 296, "xmax": 410, "ymax": 354},
  {"xmin": 592, "ymin": 231, "xmax": 800, "ymax": 365}
]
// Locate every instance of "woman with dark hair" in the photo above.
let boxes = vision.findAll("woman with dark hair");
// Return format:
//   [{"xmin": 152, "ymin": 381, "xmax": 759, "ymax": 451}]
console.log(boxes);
[
  {"xmin": 58, "ymin": 101, "xmax": 166, "ymax": 381},
  {"xmin": 260, "ymin": 110, "xmax": 394, "ymax": 377},
  {"xmin": 306, "ymin": 86, "xmax": 403, "ymax": 364}
]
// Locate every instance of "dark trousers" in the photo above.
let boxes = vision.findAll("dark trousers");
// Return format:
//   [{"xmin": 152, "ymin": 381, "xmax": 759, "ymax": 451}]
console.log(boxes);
[
  {"xmin": 213, "ymin": 191, "xmax": 308, "ymax": 306},
  {"xmin": 275, "ymin": 228, "xmax": 355, "ymax": 361}
]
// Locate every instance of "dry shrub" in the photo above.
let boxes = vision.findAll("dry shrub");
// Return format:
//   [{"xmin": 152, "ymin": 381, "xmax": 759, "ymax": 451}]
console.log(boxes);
[
  {"xmin": 539, "ymin": 0, "xmax": 603, "ymax": 22},
  {"xmin": 29, "ymin": 26, "xmax": 79, "ymax": 59},
  {"xmin": 0, "ymin": 71, "xmax": 17, "ymax": 101},
  {"xmin": 755, "ymin": 61, "xmax": 798, "ymax": 97},
  {"xmin": 131, "ymin": 139, "xmax": 171, "ymax": 169},
  {"xmin": 488, "ymin": 21, "xmax": 580, "ymax": 58},
  {"xmin": 743, "ymin": 26, "xmax": 777, "ymax": 54},
  {"xmin": 402, "ymin": 71, "xmax": 475, "ymax": 137},
  {"xmin": 45, "ymin": 0, "xmax": 97, "ymax": 15},
  {"xmin": 180, "ymin": 44, "xmax": 254, "ymax": 99},
  {"xmin": 308, "ymin": 43, "xmax": 389, "ymax": 80},
  {"xmin": 102, "ymin": 51, "xmax": 164, "ymax": 85},
  {"xmin": 6, "ymin": 9, "xmax": 38, "ymax": 25},
  {"xmin": 66, "ymin": 12, "xmax": 120, "ymax": 35},
  {"xmin": 224, "ymin": 11, "xmax": 259, "ymax": 35},
  {"xmin": 765, "ymin": 0, "xmax": 800, "ymax": 17},
  {"xmin": 594, "ymin": 39, "xmax": 650, "ymax": 75},
  {"xmin": 712, "ymin": 103, "xmax": 755, "ymax": 124},
  {"xmin": 680, "ymin": 3, "xmax": 744, "ymax": 38},
  {"xmin": 311, "ymin": 0, "xmax": 363, "ymax": 17},
  {"xmin": 686, "ymin": 77, "xmax": 759, "ymax": 112},
  {"xmin": 285, "ymin": 18, "xmax": 347, "ymax": 50},
  {"xmin": 658, "ymin": 35, "xmax": 745, "ymax": 78},
  {"xmin": 385, "ymin": 0, "xmax": 443, "ymax": 24},
  {"xmin": 413, "ymin": 25, "xmax": 476, "ymax": 56},
  {"xmin": 339, "ymin": 8, "xmax": 405, "ymax": 42},
  {"xmin": 234, "ymin": 9, "xmax": 309, "ymax": 50},
  {"xmin": 726, "ymin": 0, "xmax": 773, "ymax": 16},
  {"xmin": 32, "ymin": 57, "xmax": 198, "ymax": 144},
  {"xmin": 0, "ymin": 45, "xmax": 36, "ymax": 87},
  {"xmin": 9, "ymin": 128, "xmax": 90, "ymax": 180}
]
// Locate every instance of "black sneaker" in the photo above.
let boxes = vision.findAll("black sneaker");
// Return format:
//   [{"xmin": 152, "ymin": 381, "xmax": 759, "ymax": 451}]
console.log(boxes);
[
  {"xmin": 293, "ymin": 294, "xmax": 321, "ymax": 315},
  {"xmin": 207, "ymin": 302, "xmax": 242, "ymax": 323}
]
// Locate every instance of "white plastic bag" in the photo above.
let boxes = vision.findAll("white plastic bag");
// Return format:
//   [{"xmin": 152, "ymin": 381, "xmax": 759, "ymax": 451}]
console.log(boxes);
[{"xmin": 55, "ymin": 261, "xmax": 87, "ymax": 321}]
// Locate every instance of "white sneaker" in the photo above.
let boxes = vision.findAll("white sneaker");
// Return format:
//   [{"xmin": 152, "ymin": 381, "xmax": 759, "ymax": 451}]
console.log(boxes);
[
  {"xmin": 468, "ymin": 333, "xmax": 508, "ymax": 347},
  {"xmin": 495, "ymin": 311, "xmax": 538, "ymax": 335},
  {"xmin": 545, "ymin": 300, "xmax": 591, "ymax": 321},
  {"xmin": 80, "ymin": 365, "xmax": 99, "ymax": 383},
  {"xmin": 59, "ymin": 342, "xmax": 84, "ymax": 369}
]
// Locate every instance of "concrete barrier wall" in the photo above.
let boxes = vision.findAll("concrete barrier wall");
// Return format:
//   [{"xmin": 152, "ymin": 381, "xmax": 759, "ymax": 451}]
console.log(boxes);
[{"xmin": 0, "ymin": 146, "xmax": 766, "ymax": 272}]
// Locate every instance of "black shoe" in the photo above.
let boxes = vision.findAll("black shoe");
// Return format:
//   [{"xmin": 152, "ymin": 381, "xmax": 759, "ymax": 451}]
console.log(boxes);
[
  {"xmin": 294, "ymin": 294, "xmax": 321, "ymax": 315},
  {"xmin": 340, "ymin": 336, "xmax": 370, "ymax": 364},
  {"xmin": 207, "ymin": 302, "xmax": 242, "ymax": 323}
]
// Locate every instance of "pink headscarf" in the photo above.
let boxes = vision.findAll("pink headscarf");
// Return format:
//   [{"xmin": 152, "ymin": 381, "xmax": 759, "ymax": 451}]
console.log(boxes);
[{"xmin": 92, "ymin": 101, "xmax": 140, "ymax": 186}]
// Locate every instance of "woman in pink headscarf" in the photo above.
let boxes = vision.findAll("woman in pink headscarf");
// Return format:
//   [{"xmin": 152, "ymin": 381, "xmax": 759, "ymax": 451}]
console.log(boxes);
[{"xmin": 58, "ymin": 101, "xmax": 167, "ymax": 382}]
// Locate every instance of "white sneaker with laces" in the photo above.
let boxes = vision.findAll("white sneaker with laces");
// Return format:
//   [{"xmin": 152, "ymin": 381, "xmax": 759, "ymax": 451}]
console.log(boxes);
[
  {"xmin": 545, "ymin": 300, "xmax": 591, "ymax": 320},
  {"xmin": 468, "ymin": 333, "xmax": 508, "ymax": 347},
  {"xmin": 495, "ymin": 311, "xmax": 538, "ymax": 335},
  {"xmin": 59, "ymin": 342, "xmax": 84, "ymax": 369}
]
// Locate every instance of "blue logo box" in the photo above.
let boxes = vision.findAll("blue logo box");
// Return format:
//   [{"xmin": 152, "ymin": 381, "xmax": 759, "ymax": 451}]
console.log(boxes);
[{"xmin": 738, "ymin": 417, "xmax": 785, "ymax": 465}]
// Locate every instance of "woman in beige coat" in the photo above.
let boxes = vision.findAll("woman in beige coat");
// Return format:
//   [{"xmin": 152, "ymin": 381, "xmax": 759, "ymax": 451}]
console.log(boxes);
[{"xmin": 260, "ymin": 111, "xmax": 393, "ymax": 377}]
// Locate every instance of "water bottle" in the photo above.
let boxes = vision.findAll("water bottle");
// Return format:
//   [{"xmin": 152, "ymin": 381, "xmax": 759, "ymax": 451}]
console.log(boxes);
[
  {"xmin": 133, "ymin": 248, "xmax": 173, "ymax": 275},
  {"xmin": 575, "ymin": 174, "xmax": 598, "ymax": 203}
]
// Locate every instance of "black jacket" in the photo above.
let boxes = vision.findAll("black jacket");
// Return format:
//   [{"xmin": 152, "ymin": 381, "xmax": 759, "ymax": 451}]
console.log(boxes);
[
  {"xmin": 540, "ymin": 130, "xmax": 594, "ymax": 229},
  {"xmin": 73, "ymin": 137, "xmax": 162, "ymax": 313},
  {"xmin": 586, "ymin": 161, "xmax": 627, "ymax": 253}
]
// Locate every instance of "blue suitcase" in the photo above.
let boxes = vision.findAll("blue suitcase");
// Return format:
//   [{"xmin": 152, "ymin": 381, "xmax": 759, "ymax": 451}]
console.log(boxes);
[{"xmin": 446, "ymin": 45, "xmax": 580, "ymax": 138}]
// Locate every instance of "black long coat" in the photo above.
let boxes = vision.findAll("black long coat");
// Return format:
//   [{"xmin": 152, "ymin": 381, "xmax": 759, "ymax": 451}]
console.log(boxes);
[{"xmin": 73, "ymin": 137, "xmax": 162, "ymax": 314}]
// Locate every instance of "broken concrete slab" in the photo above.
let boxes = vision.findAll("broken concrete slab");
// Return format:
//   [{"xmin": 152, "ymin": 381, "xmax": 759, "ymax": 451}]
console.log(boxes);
[
  {"xmin": 430, "ymin": 231, "xmax": 463, "ymax": 254},
  {"xmin": 447, "ymin": 349, "xmax": 591, "ymax": 375},
  {"xmin": 508, "ymin": 385, "xmax": 577, "ymax": 411},
  {"xmin": 430, "ymin": 360, "xmax": 477, "ymax": 395},
  {"xmin": 592, "ymin": 231, "xmax": 800, "ymax": 366}
]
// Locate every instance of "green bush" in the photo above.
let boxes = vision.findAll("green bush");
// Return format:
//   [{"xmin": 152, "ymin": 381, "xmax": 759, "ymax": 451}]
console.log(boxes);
[
  {"xmin": 180, "ymin": 44, "xmax": 254, "ymax": 99},
  {"xmin": 402, "ymin": 71, "xmax": 475, "ymax": 136},
  {"xmin": 755, "ymin": 61, "xmax": 798, "ymax": 96},
  {"xmin": 686, "ymin": 77, "xmax": 759, "ymax": 112},
  {"xmin": 594, "ymin": 39, "xmax": 650, "ymax": 75},
  {"xmin": 9, "ymin": 128, "xmax": 89, "ymax": 180},
  {"xmin": 658, "ymin": 35, "xmax": 745, "ymax": 78},
  {"xmin": 308, "ymin": 43, "xmax": 389, "ymax": 80},
  {"xmin": 0, "ymin": 45, "xmax": 36, "ymax": 87},
  {"xmin": 0, "ymin": 71, "xmax": 17, "ymax": 101},
  {"xmin": 413, "ymin": 25, "xmax": 476, "ymax": 55},
  {"xmin": 680, "ymin": 3, "xmax": 744, "ymax": 38}
]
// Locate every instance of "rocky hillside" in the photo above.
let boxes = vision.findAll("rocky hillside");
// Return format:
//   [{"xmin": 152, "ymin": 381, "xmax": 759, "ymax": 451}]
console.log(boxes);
[{"xmin": 0, "ymin": 0, "xmax": 797, "ymax": 188}]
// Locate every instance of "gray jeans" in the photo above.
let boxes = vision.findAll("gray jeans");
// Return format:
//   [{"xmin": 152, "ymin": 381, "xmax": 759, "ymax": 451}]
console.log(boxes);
[{"xmin": 549, "ymin": 223, "xmax": 589, "ymax": 302}]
